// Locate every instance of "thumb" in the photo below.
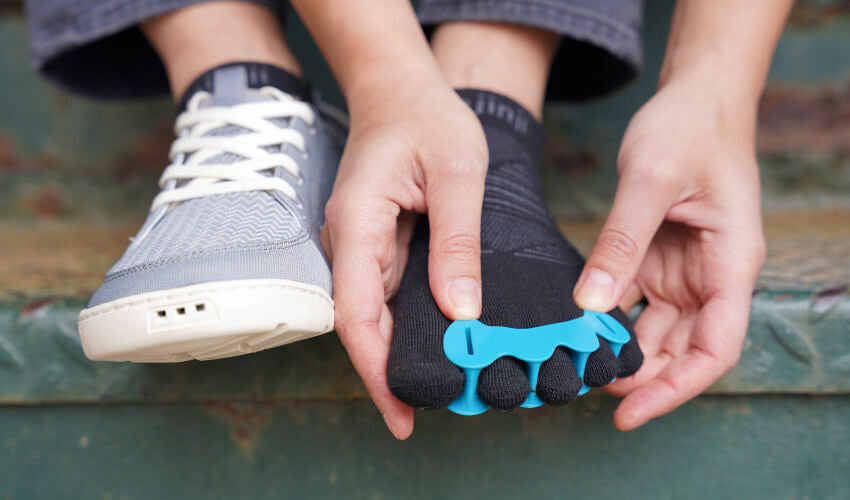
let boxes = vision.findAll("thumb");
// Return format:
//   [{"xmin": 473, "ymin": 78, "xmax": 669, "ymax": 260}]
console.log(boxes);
[
  {"xmin": 575, "ymin": 170, "xmax": 676, "ymax": 312},
  {"xmin": 425, "ymin": 160, "xmax": 486, "ymax": 320}
]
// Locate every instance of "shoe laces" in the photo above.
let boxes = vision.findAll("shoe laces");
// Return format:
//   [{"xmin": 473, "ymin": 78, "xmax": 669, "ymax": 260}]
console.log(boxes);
[{"xmin": 150, "ymin": 87, "xmax": 315, "ymax": 212}]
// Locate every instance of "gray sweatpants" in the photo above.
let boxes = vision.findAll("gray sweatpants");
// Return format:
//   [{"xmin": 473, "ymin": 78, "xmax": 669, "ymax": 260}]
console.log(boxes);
[{"xmin": 24, "ymin": 0, "xmax": 643, "ymax": 101}]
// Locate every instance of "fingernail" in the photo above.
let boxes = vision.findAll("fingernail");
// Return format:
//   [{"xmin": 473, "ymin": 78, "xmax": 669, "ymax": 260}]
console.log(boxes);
[
  {"xmin": 447, "ymin": 278, "xmax": 481, "ymax": 319},
  {"xmin": 576, "ymin": 268, "xmax": 615, "ymax": 311},
  {"xmin": 382, "ymin": 413, "xmax": 399, "ymax": 438}
]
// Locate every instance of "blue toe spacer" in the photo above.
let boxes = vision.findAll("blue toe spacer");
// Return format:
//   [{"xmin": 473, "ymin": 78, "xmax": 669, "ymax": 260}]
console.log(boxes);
[{"xmin": 443, "ymin": 310, "xmax": 631, "ymax": 415}]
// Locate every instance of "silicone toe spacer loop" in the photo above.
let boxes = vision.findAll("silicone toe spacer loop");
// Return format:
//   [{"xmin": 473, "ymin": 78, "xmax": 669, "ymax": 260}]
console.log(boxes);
[{"xmin": 443, "ymin": 310, "xmax": 630, "ymax": 415}]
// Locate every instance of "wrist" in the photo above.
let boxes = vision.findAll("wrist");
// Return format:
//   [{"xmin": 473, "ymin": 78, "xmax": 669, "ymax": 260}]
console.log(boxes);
[
  {"xmin": 658, "ymin": 62, "xmax": 760, "ymax": 131},
  {"xmin": 659, "ymin": 52, "xmax": 765, "ymax": 109},
  {"xmin": 345, "ymin": 60, "xmax": 451, "ymax": 127},
  {"xmin": 291, "ymin": 0, "xmax": 445, "ymax": 117}
]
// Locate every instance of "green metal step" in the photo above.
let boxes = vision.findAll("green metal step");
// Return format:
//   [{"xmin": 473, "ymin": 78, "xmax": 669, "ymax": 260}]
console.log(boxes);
[
  {"xmin": 3, "ymin": 397, "xmax": 850, "ymax": 499},
  {"xmin": 1, "ymin": 0, "xmax": 849, "ymax": 497},
  {"xmin": 1, "ymin": 211, "xmax": 849, "ymax": 404}
]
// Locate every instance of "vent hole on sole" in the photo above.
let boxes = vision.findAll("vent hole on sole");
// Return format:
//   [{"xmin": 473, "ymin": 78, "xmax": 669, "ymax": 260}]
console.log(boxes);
[
  {"xmin": 176, "ymin": 307, "xmax": 186, "ymax": 315},
  {"xmin": 195, "ymin": 303, "xmax": 205, "ymax": 312},
  {"xmin": 157, "ymin": 310, "xmax": 166, "ymax": 318}
]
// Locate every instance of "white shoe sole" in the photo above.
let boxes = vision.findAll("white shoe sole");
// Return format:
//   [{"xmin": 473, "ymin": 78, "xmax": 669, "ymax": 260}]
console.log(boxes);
[{"xmin": 78, "ymin": 279, "xmax": 334, "ymax": 362}]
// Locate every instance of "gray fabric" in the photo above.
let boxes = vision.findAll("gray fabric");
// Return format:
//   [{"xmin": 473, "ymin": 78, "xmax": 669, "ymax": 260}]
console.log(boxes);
[
  {"xmin": 418, "ymin": 0, "xmax": 643, "ymax": 100},
  {"xmin": 108, "ymin": 192, "xmax": 303, "ymax": 271},
  {"xmin": 89, "ymin": 65, "xmax": 344, "ymax": 307},
  {"xmin": 24, "ymin": 0, "xmax": 287, "ymax": 98},
  {"xmin": 89, "ymin": 240, "xmax": 332, "ymax": 306},
  {"xmin": 25, "ymin": 0, "xmax": 642, "ymax": 101}
]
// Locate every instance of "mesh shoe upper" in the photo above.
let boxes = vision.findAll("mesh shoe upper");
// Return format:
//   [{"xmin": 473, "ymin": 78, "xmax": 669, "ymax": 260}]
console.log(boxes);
[{"xmin": 88, "ymin": 66, "xmax": 345, "ymax": 308}]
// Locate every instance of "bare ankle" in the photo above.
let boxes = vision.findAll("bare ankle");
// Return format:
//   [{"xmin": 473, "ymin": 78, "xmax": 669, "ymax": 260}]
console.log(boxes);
[
  {"xmin": 141, "ymin": 1, "xmax": 302, "ymax": 100},
  {"xmin": 432, "ymin": 22, "xmax": 560, "ymax": 119}
]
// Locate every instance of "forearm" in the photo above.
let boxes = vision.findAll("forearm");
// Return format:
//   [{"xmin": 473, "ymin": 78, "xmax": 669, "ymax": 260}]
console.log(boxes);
[
  {"xmin": 289, "ymin": 0, "xmax": 444, "ymax": 118},
  {"xmin": 660, "ymin": 0, "xmax": 792, "ymax": 103}
]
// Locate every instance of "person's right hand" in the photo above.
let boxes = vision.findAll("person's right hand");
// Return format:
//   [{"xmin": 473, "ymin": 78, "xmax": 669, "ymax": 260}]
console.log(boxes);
[{"xmin": 321, "ymin": 66, "xmax": 488, "ymax": 439}]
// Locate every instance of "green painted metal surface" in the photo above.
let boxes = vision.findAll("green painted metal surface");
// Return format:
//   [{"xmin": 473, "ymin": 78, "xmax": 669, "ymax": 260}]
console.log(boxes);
[
  {"xmin": 0, "ymin": 0, "xmax": 849, "ymax": 497},
  {"xmin": 2, "ymin": 397, "xmax": 849, "ymax": 499},
  {"xmin": 0, "ymin": 289, "xmax": 848, "ymax": 403}
]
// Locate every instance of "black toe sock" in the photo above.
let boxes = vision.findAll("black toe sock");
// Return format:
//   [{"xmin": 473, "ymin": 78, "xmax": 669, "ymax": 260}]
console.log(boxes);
[
  {"xmin": 386, "ymin": 222, "xmax": 465, "ymax": 409},
  {"xmin": 476, "ymin": 357, "xmax": 530, "ymax": 410},
  {"xmin": 584, "ymin": 337, "xmax": 619, "ymax": 387},
  {"xmin": 536, "ymin": 347, "xmax": 583, "ymax": 406},
  {"xmin": 610, "ymin": 307, "xmax": 644, "ymax": 378},
  {"xmin": 387, "ymin": 89, "xmax": 641, "ymax": 410}
]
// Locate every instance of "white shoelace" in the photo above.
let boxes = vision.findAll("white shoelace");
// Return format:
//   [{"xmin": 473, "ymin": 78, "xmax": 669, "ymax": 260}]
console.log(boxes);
[{"xmin": 150, "ymin": 87, "xmax": 315, "ymax": 212}]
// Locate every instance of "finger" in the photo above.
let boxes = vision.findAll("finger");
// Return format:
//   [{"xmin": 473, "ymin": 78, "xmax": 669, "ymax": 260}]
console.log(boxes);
[
  {"xmin": 328, "ymin": 203, "xmax": 413, "ymax": 439},
  {"xmin": 396, "ymin": 211, "xmax": 419, "ymax": 252},
  {"xmin": 604, "ymin": 304, "xmax": 684, "ymax": 396},
  {"xmin": 613, "ymin": 291, "xmax": 751, "ymax": 431},
  {"xmin": 574, "ymin": 169, "xmax": 678, "ymax": 312},
  {"xmin": 604, "ymin": 352, "xmax": 671, "ymax": 396},
  {"xmin": 425, "ymin": 159, "xmax": 486, "ymax": 320},
  {"xmin": 385, "ymin": 211, "xmax": 419, "ymax": 301},
  {"xmin": 319, "ymin": 225, "xmax": 333, "ymax": 265},
  {"xmin": 619, "ymin": 283, "xmax": 644, "ymax": 312},
  {"xmin": 333, "ymin": 249, "xmax": 414, "ymax": 439},
  {"xmin": 626, "ymin": 301, "xmax": 680, "ymax": 360},
  {"xmin": 603, "ymin": 302, "xmax": 680, "ymax": 395}
]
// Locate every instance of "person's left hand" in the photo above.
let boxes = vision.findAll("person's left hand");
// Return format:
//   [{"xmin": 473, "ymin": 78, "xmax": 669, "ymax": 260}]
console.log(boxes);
[{"xmin": 573, "ymin": 72, "xmax": 767, "ymax": 430}]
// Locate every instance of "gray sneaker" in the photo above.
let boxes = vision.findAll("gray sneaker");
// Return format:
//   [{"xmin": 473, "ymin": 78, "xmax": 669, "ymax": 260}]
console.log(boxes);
[{"xmin": 78, "ymin": 65, "xmax": 346, "ymax": 362}]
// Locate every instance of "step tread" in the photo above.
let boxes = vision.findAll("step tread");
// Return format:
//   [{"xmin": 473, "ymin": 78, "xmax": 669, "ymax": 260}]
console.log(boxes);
[
  {"xmin": 0, "ymin": 211, "xmax": 848, "ymax": 403},
  {"xmin": 2, "ymin": 210, "xmax": 848, "ymax": 300}
]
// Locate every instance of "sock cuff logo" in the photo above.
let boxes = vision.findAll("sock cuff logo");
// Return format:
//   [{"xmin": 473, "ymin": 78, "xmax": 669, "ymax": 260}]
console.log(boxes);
[{"xmin": 460, "ymin": 90, "xmax": 531, "ymax": 135}]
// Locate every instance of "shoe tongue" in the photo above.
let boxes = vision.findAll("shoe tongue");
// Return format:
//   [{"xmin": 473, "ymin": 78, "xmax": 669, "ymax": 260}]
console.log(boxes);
[
  {"xmin": 195, "ymin": 67, "xmax": 277, "ymax": 153},
  {"xmin": 174, "ymin": 63, "xmax": 312, "ymax": 182},
  {"xmin": 179, "ymin": 75, "xmax": 303, "ymax": 197},
  {"xmin": 195, "ymin": 73, "xmax": 274, "ymax": 166},
  {"xmin": 207, "ymin": 65, "xmax": 274, "ymax": 107},
  {"xmin": 179, "ymin": 62, "xmax": 311, "ymax": 111},
  {"xmin": 181, "ymin": 66, "xmax": 280, "ymax": 167}
]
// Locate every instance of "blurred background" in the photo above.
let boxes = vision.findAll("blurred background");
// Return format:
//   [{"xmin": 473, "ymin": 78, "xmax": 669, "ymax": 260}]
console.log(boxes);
[{"xmin": 0, "ymin": 0, "xmax": 848, "ymax": 498}]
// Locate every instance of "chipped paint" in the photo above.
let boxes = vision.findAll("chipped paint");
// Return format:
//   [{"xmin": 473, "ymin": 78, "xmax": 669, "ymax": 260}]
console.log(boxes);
[
  {"xmin": 545, "ymin": 140, "xmax": 602, "ymax": 177},
  {"xmin": 109, "ymin": 125, "xmax": 174, "ymax": 183},
  {"xmin": 20, "ymin": 296, "xmax": 59, "ymax": 317},
  {"xmin": 0, "ymin": 136, "xmax": 19, "ymax": 169},
  {"xmin": 811, "ymin": 285, "xmax": 848, "ymax": 319},
  {"xmin": 789, "ymin": 0, "xmax": 850, "ymax": 27},
  {"xmin": 202, "ymin": 401, "xmax": 277, "ymax": 457},
  {"xmin": 758, "ymin": 84, "xmax": 850, "ymax": 155},
  {"xmin": 27, "ymin": 185, "xmax": 67, "ymax": 218}
]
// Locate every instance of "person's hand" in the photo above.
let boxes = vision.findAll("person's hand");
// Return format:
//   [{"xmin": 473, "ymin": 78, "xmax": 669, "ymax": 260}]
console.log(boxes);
[
  {"xmin": 321, "ymin": 66, "xmax": 488, "ymax": 439},
  {"xmin": 573, "ymin": 72, "xmax": 767, "ymax": 430}
]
